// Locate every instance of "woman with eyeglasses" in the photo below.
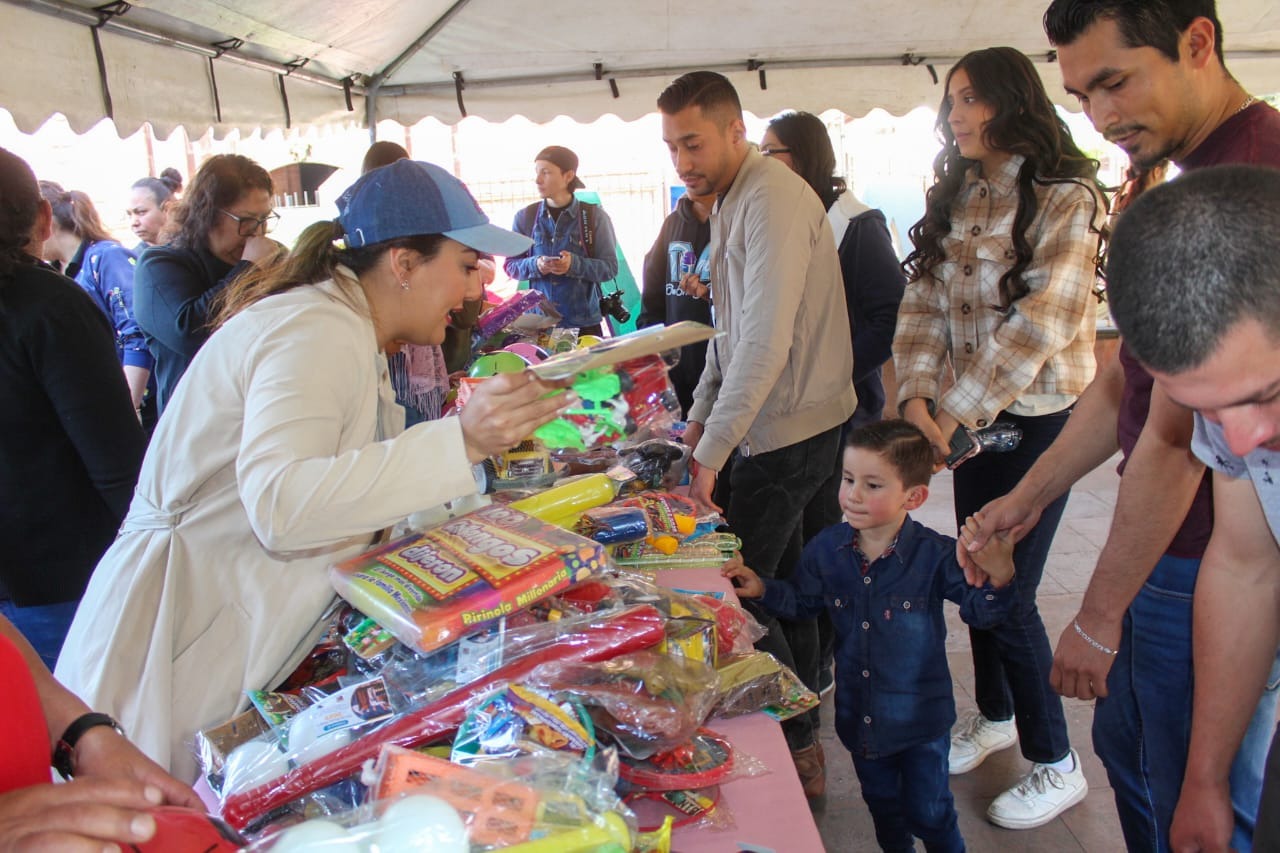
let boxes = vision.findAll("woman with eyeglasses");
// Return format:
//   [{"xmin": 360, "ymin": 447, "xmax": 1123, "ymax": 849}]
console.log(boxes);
[{"xmin": 134, "ymin": 154, "xmax": 282, "ymax": 414}]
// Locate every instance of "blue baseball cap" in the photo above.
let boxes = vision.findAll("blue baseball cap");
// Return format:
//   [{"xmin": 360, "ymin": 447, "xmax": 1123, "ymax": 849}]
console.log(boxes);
[{"xmin": 336, "ymin": 159, "xmax": 531, "ymax": 257}]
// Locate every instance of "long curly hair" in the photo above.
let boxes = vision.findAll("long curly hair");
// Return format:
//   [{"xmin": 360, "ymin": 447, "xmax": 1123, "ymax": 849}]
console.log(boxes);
[{"xmin": 902, "ymin": 47, "xmax": 1106, "ymax": 308}]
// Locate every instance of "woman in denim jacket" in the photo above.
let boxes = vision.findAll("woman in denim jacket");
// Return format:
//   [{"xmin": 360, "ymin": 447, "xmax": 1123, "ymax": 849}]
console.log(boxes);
[{"xmin": 42, "ymin": 189, "xmax": 152, "ymax": 417}]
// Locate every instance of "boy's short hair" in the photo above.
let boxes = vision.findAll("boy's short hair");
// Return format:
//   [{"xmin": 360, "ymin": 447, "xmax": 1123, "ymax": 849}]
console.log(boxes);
[{"xmin": 847, "ymin": 419, "xmax": 935, "ymax": 488}]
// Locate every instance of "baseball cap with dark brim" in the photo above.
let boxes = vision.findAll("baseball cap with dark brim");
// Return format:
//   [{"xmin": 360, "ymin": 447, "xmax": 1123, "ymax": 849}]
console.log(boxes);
[{"xmin": 336, "ymin": 159, "xmax": 532, "ymax": 257}]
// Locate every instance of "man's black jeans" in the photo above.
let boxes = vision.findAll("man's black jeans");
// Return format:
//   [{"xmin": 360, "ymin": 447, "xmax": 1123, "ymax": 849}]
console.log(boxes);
[{"xmin": 717, "ymin": 424, "xmax": 842, "ymax": 751}]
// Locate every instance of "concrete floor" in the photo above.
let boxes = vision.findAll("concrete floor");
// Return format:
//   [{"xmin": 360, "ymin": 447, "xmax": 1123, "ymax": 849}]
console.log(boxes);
[{"xmin": 812, "ymin": 456, "xmax": 1126, "ymax": 852}]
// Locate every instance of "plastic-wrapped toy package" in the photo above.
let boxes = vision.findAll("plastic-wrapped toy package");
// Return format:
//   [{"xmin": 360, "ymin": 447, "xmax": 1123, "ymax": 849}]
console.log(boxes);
[
  {"xmin": 361, "ymin": 745, "xmax": 656, "ymax": 851},
  {"xmin": 219, "ymin": 604, "xmax": 667, "ymax": 829},
  {"xmin": 593, "ymin": 572, "xmax": 767, "ymax": 663},
  {"xmin": 533, "ymin": 356, "xmax": 681, "ymax": 452},
  {"xmin": 522, "ymin": 650, "xmax": 721, "ymax": 760},
  {"xmin": 451, "ymin": 684, "xmax": 596, "ymax": 766},
  {"xmin": 507, "ymin": 469, "xmax": 632, "ymax": 528},
  {"xmin": 614, "ymin": 355, "xmax": 683, "ymax": 440},
  {"xmin": 617, "ymin": 727, "xmax": 769, "ymax": 794},
  {"xmin": 247, "ymin": 744, "xmax": 676, "ymax": 852},
  {"xmin": 475, "ymin": 290, "xmax": 554, "ymax": 340},
  {"xmin": 709, "ymin": 652, "xmax": 817, "ymax": 720},
  {"xmin": 625, "ymin": 785, "xmax": 733, "ymax": 835},
  {"xmin": 613, "ymin": 729, "xmax": 768, "ymax": 835},
  {"xmin": 618, "ymin": 439, "xmax": 689, "ymax": 490},
  {"xmin": 575, "ymin": 505, "xmax": 651, "ymax": 546},
  {"xmin": 330, "ymin": 505, "xmax": 606, "ymax": 653},
  {"xmin": 612, "ymin": 532, "xmax": 742, "ymax": 570}
]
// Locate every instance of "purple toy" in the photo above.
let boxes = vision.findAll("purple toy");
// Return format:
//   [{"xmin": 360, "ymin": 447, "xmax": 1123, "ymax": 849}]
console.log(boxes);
[{"xmin": 475, "ymin": 290, "xmax": 548, "ymax": 340}]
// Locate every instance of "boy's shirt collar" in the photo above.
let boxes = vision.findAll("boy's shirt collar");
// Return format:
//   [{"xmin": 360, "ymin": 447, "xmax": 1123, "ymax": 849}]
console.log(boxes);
[{"xmin": 846, "ymin": 517, "xmax": 909, "ymax": 575}]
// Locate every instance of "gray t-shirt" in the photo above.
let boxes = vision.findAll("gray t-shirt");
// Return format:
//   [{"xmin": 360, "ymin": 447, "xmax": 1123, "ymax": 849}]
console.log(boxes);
[{"xmin": 1192, "ymin": 413, "xmax": 1280, "ymax": 543}]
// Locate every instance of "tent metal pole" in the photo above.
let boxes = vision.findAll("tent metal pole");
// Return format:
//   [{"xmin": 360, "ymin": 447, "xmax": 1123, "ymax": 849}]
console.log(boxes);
[
  {"xmin": 376, "ymin": 47, "xmax": 1280, "ymax": 97},
  {"xmin": 3, "ymin": 0, "xmax": 365, "ymax": 95},
  {"xmin": 363, "ymin": 0, "xmax": 475, "ymax": 131},
  {"xmin": 370, "ymin": 0, "xmax": 474, "ymax": 89}
]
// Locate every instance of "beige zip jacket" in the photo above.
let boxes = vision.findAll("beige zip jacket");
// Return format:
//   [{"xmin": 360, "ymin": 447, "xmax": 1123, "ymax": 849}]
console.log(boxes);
[{"xmin": 688, "ymin": 148, "xmax": 856, "ymax": 470}]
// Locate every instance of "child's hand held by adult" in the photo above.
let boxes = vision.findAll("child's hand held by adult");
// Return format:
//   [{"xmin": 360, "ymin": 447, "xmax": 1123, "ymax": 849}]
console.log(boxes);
[{"xmin": 961, "ymin": 512, "xmax": 1015, "ymax": 588}]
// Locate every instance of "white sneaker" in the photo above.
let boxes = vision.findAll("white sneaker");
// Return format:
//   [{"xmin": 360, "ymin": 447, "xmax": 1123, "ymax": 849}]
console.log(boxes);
[
  {"xmin": 986, "ymin": 749, "xmax": 1089, "ymax": 829},
  {"xmin": 948, "ymin": 711, "xmax": 1017, "ymax": 775}
]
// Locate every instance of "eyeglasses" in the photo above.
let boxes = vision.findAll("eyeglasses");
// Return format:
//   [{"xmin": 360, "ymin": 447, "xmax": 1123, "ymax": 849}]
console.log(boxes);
[
  {"xmin": 219, "ymin": 208, "xmax": 280, "ymax": 236},
  {"xmin": 760, "ymin": 147, "xmax": 792, "ymax": 157}
]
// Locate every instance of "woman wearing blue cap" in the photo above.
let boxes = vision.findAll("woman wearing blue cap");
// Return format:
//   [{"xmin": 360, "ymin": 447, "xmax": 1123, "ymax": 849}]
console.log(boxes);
[{"xmin": 55, "ymin": 159, "xmax": 571, "ymax": 780}]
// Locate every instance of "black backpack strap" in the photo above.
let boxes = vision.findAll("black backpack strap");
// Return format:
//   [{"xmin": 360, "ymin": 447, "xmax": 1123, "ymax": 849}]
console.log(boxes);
[{"xmin": 578, "ymin": 201, "xmax": 597, "ymax": 258}]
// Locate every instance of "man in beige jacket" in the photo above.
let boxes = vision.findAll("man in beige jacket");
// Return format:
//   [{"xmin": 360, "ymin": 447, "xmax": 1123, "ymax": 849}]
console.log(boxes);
[{"xmin": 657, "ymin": 70, "xmax": 855, "ymax": 796}]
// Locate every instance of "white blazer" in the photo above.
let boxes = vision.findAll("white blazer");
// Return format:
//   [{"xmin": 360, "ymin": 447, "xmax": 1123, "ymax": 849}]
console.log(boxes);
[{"xmin": 55, "ymin": 271, "xmax": 477, "ymax": 780}]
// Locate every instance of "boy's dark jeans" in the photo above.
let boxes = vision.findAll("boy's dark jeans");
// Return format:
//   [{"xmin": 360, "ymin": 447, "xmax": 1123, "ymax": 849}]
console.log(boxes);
[
  {"xmin": 716, "ymin": 425, "xmax": 842, "ymax": 752},
  {"xmin": 951, "ymin": 408, "xmax": 1073, "ymax": 765},
  {"xmin": 852, "ymin": 733, "xmax": 965, "ymax": 853}
]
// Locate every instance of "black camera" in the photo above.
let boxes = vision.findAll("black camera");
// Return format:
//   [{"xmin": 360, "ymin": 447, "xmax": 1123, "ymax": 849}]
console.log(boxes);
[{"xmin": 599, "ymin": 289, "xmax": 631, "ymax": 325}]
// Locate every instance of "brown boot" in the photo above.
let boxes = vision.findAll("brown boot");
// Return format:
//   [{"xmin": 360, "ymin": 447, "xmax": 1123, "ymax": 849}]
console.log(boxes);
[{"xmin": 791, "ymin": 742, "xmax": 826, "ymax": 798}]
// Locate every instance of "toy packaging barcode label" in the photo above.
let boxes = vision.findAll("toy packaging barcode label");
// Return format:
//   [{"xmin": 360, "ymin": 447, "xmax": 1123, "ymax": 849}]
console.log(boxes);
[{"xmin": 330, "ymin": 505, "xmax": 606, "ymax": 652}]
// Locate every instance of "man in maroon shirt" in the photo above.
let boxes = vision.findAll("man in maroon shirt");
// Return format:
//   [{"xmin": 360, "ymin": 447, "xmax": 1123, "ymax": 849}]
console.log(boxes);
[{"xmin": 962, "ymin": 1, "xmax": 1280, "ymax": 848}]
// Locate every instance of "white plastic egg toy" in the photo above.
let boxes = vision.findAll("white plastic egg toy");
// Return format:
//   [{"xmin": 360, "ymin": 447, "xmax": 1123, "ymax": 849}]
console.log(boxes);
[
  {"xmin": 222, "ymin": 739, "xmax": 289, "ymax": 796},
  {"xmin": 292, "ymin": 725, "xmax": 353, "ymax": 767},
  {"xmin": 269, "ymin": 819, "xmax": 363, "ymax": 853},
  {"xmin": 375, "ymin": 794, "xmax": 468, "ymax": 853},
  {"xmin": 287, "ymin": 705, "xmax": 354, "ymax": 767}
]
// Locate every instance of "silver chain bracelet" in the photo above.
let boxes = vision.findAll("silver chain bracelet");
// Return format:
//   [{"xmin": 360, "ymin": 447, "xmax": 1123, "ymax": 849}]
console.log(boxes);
[{"xmin": 1073, "ymin": 618, "xmax": 1118, "ymax": 656}]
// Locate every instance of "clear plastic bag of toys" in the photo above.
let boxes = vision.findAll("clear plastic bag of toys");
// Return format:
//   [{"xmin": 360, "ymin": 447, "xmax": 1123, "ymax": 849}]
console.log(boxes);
[
  {"xmin": 709, "ymin": 651, "xmax": 819, "ymax": 720},
  {"xmin": 521, "ymin": 650, "xmax": 721, "ymax": 760},
  {"xmin": 329, "ymin": 504, "xmax": 608, "ymax": 654},
  {"xmin": 451, "ymin": 683, "xmax": 597, "ymax": 767},
  {"xmin": 244, "ymin": 743, "xmax": 658, "ymax": 852},
  {"xmin": 618, "ymin": 438, "xmax": 689, "ymax": 489},
  {"xmin": 625, "ymin": 785, "xmax": 736, "ymax": 835},
  {"xmin": 616, "ymin": 727, "xmax": 770, "ymax": 794},
  {"xmin": 532, "ymin": 355, "xmax": 682, "ymax": 452},
  {"xmin": 211, "ymin": 603, "xmax": 669, "ymax": 832}
]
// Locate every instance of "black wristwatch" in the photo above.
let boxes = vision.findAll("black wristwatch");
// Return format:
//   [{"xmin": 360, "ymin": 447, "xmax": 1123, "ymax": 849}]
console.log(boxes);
[{"xmin": 52, "ymin": 712, "xmax": 125, "ymax": 779}]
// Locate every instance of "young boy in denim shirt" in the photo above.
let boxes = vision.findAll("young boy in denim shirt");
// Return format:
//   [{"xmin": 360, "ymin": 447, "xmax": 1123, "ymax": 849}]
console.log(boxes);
[{"xmin": 723, "ymin": 419, "xmax": 1015, "ymax": 852}]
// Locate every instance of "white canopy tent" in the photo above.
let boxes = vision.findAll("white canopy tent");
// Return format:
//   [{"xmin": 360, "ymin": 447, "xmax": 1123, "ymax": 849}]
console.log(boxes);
[{"xmin": 3, "ymin": 0, "xmax": 1279, "ymax": 137}]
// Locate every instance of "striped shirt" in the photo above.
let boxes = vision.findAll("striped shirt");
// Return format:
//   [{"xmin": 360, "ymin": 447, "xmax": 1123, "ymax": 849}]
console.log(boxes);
[{"xmin": 894, "ymin": 154, "xmax": 1106, "ymax": 427}]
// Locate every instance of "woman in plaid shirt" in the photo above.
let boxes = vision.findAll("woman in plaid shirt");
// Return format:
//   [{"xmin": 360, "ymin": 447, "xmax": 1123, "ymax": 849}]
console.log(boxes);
[{"xmin": 894, "ymin": 46, "xmax": 1107, "ymax": 830}]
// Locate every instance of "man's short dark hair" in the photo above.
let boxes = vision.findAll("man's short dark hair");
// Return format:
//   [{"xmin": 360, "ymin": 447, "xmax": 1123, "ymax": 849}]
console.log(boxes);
[
  {"xmin": 656, "ymin": 71, "xmax": 743, "ymax": 126},
  {"xmin": 846, "ymin": 420, "xmax": 935, "ymax": 488},
  {"xmin": 1106, "ymin": 164, "xmax": 1280, "ymax": 374},
  {"xmin": 1044, "ymin": 0, "xmax": 1224, "ymax": 63}
]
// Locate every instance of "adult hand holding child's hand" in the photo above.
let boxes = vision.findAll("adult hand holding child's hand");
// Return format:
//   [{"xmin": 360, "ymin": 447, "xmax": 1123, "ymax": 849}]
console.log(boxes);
[{"xmin": 960, "ymin": 511, "xmax": 1015, "ymax": 588}]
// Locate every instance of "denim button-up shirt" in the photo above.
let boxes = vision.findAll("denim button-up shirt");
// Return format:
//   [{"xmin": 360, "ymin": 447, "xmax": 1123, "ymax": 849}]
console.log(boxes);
[
  {"xmin": 503, "ymin": 198, "xmax": 619, "ymax": 328},
  {"xmin": 760, "ymin": 516, "xmax": 1015, "ymax": 758}
]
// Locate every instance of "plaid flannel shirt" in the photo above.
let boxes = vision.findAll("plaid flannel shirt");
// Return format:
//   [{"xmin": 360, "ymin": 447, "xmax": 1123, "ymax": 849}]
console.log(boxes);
[{"xmin": 893, "ymin": 154, "xmax": 1105, "ymax": 427}]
